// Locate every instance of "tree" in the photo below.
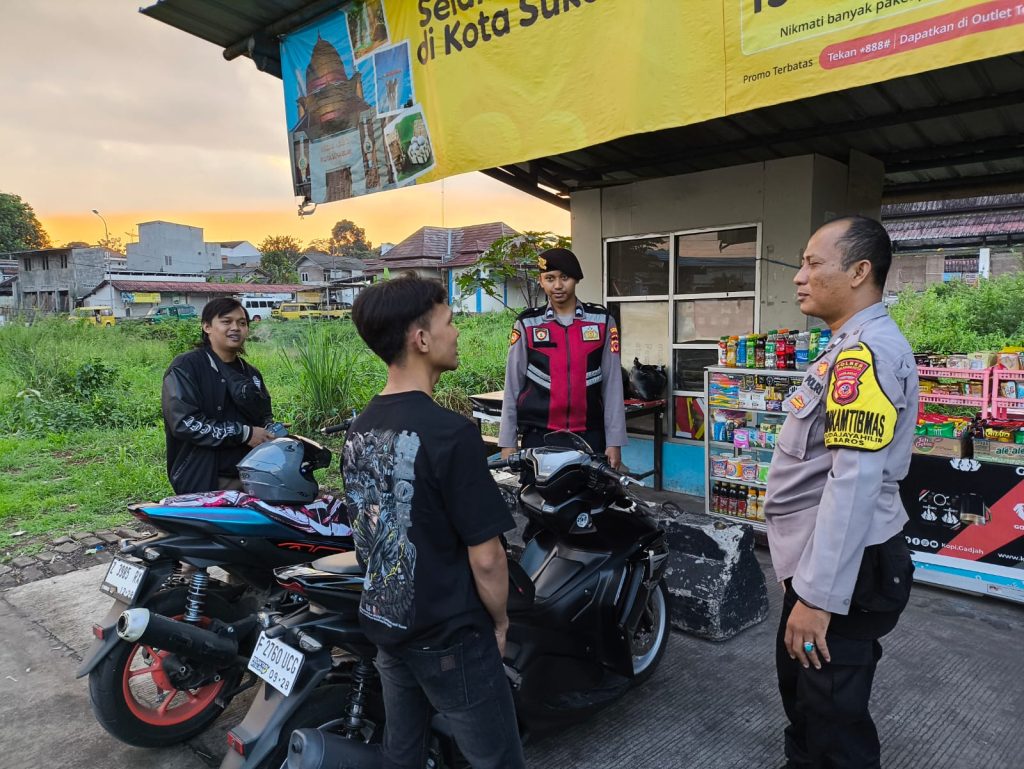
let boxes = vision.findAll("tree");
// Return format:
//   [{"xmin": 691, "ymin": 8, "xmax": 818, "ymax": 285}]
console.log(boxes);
[
  {"xmin": 99, "ymin": 234, "xmax": 126, "ymax": 255},
  {"xmin": 257, "ymin": 235, "xmax": 302, "ymax": 284},
  {"xmin": 306, "ymin": 219, "xmax": 373, "ymax": 260},
  {"xmin": 455, "ymin": 231, "xmax": 571, "ymax": 309},
  {"xmin": 63, "ymin": 241, "xmax": 90, "ymax": 248},
  {"xmin": 0, "ymin": 192, "xmax": 51, "ymax": 252}
]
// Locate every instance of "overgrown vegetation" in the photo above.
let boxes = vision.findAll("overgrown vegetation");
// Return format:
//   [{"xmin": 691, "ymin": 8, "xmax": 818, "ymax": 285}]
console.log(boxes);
[
  {"xmin": 890, "ymin": 271, "xmax": 1024, "ymax": 353},
  {"xmin": 0, "ymin": 312, "xmax": 515, "ymax": 555}
]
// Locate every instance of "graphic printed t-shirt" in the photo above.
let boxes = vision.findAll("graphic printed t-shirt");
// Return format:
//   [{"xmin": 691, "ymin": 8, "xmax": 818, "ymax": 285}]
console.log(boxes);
[{"xmin": 342, "ymin": 391, "xmax": 514, "ymax": 648}]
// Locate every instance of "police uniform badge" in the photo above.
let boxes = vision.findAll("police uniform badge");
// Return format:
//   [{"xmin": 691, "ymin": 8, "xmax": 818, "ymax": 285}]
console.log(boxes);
[
  {"xmin": 824, "ymin": 343, "xmax": 897, "ymax": 451},
  {"xmin": 610, "ymin": 326, "xmax": 620, "ymax": 354},
  {"xmin": 816, "ymin": 360, "xmax": 829, "ymax": 377},
  {"xmin": 509, "ymin": 328, "xmax": 521, "ymax": 347},
  {"xmin": 532, "ymin": 327, "xmax": 550, "ymax": 343},
  {"xmin": 581, "ymin": 324, "xmax": 601, "ymax": 342}
]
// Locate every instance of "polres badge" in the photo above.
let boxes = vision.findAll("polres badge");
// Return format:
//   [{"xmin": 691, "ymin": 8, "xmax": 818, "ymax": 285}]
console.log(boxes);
[
  {"xmin": 581, "ymin": 324, "xmax": 601, "ymax": 342},
  {"xmin": 532, "ymin": 327, "xmax": 550, "ymax": 343},
  {"xmin": 831, "ymin": 357, "xmax": 869, "ymax": 406}
]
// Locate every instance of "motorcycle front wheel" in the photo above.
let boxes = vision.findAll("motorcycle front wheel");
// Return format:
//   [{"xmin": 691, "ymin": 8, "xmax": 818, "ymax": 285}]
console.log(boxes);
[
  {"xmin": 630, "ymin": 580, "xmax": 670, "ymax": 683},
  {"xmin": 87, "ymin": 585, "xmax": 249, "ymax": 747}
]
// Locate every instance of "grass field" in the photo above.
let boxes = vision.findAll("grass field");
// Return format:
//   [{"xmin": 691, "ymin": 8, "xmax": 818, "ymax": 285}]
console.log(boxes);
[{"xmin": 0, "ymin": 312, "xmax": 513, "ymax": 559}]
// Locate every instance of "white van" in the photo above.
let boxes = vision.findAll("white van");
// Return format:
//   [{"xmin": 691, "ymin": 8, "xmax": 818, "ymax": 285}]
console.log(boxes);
[{"xmin": 239, "ymin": 296, "xmax": 280, "ymax": 321}]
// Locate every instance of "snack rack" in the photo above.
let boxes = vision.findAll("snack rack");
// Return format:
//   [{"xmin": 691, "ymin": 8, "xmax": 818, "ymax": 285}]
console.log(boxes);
[
  {"xmin": 916, "ymin": 366, "xmax": 991, "ymax": 417},
  {"xmin": 991, "ymin": 368, "xmax": 1024, "ymax": 418},
  {"xmin": 703, "ymin": 366, "xmax": 805, "ymax": 532}
]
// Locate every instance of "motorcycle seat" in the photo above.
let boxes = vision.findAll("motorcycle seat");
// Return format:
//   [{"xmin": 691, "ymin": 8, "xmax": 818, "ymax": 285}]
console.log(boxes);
[{"xmin": 312, "ymin": 551, "xmax": 363, "ymax": 575}]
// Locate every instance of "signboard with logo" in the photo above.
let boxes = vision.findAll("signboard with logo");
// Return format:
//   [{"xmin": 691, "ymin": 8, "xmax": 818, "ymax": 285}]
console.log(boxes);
[
  {"xmin": 901, "ymin": 453, "xmax": 1024, "ymax": 603},
  {"xmin": 280, "ymin": 0, "xmax": 1024, "ymax": 204},
  {"xmin": 121, "ymin": 291, "xmax": 161, "ymax": 304}
]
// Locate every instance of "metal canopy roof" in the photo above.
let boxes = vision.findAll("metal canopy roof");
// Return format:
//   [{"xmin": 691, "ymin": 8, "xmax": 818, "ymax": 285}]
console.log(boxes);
[{"xmin": 141, "ymin": 1, "xmax": 1024, "ymax": 210}]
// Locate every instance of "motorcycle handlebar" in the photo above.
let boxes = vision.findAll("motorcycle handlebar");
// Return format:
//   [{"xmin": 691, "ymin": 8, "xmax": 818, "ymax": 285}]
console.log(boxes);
[{"xmin": 321, "ymin": 416, "xmax": 355, "ymax": 436}]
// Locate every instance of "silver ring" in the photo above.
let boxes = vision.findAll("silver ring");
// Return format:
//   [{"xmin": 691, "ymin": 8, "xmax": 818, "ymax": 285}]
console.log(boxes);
[{"xmin": 803, "ymin": 641, "xmax": 815, "ymax": 653}]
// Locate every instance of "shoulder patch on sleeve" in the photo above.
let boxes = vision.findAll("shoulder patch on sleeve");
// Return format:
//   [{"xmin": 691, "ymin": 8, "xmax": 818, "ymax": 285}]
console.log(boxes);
[
  {"xmin": 824, "ymin": 343, "xmax": 897, "ymax": 451},
  {"xmin": 609, "ymin": 325, "xmax": 620, "ymax": 354},
  {"xmin": 509, "ymin": 328, "xmax": 521, "ymax": 347}
]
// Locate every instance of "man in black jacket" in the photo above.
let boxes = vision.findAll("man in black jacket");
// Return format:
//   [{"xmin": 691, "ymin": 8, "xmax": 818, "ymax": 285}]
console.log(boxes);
[{"xmin": 161, "ymin": 297, "xmax": 275, "ymax": 495}]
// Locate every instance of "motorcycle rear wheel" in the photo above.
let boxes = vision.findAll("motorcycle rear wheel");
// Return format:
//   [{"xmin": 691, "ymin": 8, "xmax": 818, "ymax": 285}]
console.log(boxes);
[
  {"xmin": 630, "ymin": 581, "xmax": 670, "ymax": 683},
  {"xmin": 88, "ymin": 585, "xmax": 249, "ymax": 747}
]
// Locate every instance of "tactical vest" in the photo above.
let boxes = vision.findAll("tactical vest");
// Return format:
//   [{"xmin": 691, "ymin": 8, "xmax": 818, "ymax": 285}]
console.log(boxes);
[{"xmin": 516, "ymin": 302, "xmax": 610, "ymax": 434}]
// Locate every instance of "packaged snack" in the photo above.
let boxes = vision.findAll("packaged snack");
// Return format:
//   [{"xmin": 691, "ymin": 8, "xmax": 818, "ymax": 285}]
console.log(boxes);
[
  {"xmin": 741, "ymin": 461, "xmax": 758, "ymax": 481},
  {"xmin": 918, "ymin": 379, "xmax": 934, "ymax": 394},
  {"xmin": 757, "ymin": 462, "xmax": 771, "ymax": 483},
  {"xmin": 998, "ymin": 353, "xmax": 1021, "ymax": 370},
  {"xmin": 733, "ymin": 428, "xmax": 750, "ymax": 449},
  {"xmin": 1016, "ymin": 381, "xmax": 1024, "ymax": 399},
  {"xmin": 946, "ymin": 354, "xmax": 971, "ymax": 369},
  {"xmin": 1002, "ymin": 381, "xmax": 1017, "ymax": 399},
  {"xmin": 969, "ymin": 352, "xmax": 997, "ymax": 369}
]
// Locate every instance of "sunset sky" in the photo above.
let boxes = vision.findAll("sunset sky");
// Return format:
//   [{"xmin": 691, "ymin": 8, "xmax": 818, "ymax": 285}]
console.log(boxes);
[{"xmin": 3, "ymin": 1, "xmax": 568, "ymax": 250}]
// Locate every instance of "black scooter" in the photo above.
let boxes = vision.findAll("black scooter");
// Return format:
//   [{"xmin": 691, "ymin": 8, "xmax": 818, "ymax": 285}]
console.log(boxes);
[
  {"xmin": 77, "ymin": 431, "xmax": 353, "ymax": 749},
  {"xmin": 224, "ymin": 442, "xmax": 671, "ymax": 769}
]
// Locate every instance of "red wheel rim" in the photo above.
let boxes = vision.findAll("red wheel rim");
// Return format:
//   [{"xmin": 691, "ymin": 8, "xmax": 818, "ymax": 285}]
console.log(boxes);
[{"xmin": 121, "ymin": 615, "xmax": 228, "ymax": 726}]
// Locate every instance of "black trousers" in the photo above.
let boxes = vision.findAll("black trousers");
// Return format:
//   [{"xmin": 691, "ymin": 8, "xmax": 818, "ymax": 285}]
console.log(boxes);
[{"xmin": 777, "ymin": 586, "xmax": 889, "ymax": 769}]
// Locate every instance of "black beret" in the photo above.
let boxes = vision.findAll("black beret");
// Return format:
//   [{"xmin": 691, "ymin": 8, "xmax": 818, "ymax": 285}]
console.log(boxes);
[{"xmin": 537, "ymin": 247, "xmax": 583, "ymax": 280}]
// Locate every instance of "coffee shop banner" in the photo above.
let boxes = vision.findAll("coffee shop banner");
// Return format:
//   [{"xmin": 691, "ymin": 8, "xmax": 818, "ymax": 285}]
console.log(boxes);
[{"xmin": 281, "ymin": 0, "xmax": 1024, "ymax": 204}]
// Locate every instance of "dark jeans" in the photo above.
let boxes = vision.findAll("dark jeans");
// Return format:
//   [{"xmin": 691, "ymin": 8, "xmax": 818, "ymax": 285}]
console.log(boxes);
[
  {"xmin": 375, "ymin": 628, "xmax": 524, "ymax": 769},
  {"xmin": 776, "ymin": 586, "xmax": 886, "ymax": 769}
]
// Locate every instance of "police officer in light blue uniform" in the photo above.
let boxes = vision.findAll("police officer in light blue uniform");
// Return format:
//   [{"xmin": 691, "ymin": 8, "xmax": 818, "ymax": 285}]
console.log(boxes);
[{"xmin": 764, "ymin": 216, "xmax": 919, "ymax": 769}]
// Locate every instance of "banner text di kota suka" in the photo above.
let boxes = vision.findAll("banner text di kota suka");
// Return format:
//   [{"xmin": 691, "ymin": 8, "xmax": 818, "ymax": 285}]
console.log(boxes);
[{"xmin": 417, "ymin": 0, "xmax": 599, "ymax": 64}]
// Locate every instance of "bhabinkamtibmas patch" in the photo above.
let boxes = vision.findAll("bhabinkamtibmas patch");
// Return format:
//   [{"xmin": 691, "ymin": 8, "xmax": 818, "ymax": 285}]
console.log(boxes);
[{"xmin": 824, "ymin": 343, "xmax": 897, "ymax": 451}]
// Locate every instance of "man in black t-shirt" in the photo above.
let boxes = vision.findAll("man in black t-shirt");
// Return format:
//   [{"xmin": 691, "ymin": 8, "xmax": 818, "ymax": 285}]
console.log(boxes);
[{"xmin": 344, "ymin": 276, "xmax": 524, "ymax": 769}]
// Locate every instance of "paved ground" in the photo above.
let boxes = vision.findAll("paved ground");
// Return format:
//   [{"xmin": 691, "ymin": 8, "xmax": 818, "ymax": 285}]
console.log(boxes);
[{"xmin": 2, "ymin": 553, "xmax": 1022, "ymax": 768}]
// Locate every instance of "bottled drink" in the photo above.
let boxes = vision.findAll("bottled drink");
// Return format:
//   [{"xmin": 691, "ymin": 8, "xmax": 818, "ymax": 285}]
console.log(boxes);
[
  {"xmin": 736, "ymin": 333, "xmax": 747, "ymax": 367},
  {"xmin": 712, "ymin": 482, "xmax": 722, "ymax": 513},
  {"xmin": 776, "ymin": 330, "xmax": 788, "ymax": 369},
  {"xmin": 727, "ymin": 484, "xmax": 738, "ymax": 515},
  {"xmin": 765, "ymin": 331, "xmax": 777, "ymax": 369},
  {"xmin": 755, "ymin": 334, "xmax": 766, "ymax": 369},
  {"xmin": 726, "ymin": 336, "xmax": 738, "ymax": 367},
  {"xmin": 745, "ymin": 334, "xmax": 756, "ymax": 366},
  {"xmin": 808, "ymin": 327, "xmax": 821, "ymax": 360},
  {"xmin": 718, "ymin": 336, "xmax": 728, "ymax": 366},
  {"xmin": 736, "ymin": 485, "xmax": 747, "ymax": 518},
  {"xmin": 789, "ymin": 332, "xmax": 798, "ymax": 369},
  {"xmin": 819, "ymin": 328, "xmax": 832, "ymax": 352},
  {"xmin": 757, "ymin": 489, "xmax": 767, "ymax": 521},
  {"xmin": 747, "ymin": 487, "xmax": 758, "ymax": 519},
  {"xmin": 795, "ymin": 331, "xmax": 809, "ymax": 371}
]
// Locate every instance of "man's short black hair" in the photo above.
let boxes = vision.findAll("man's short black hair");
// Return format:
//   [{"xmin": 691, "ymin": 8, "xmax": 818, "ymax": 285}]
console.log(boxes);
[
  {"xmin": 830, "ymin": 215, "xmax": 892, "ymax": 291},
  {"xmin": 352, "ymin": 275, "xmax": 447, "ymax": 365},
  {"xmin": 200, "ymin": 297, "xmax": 248, "ymax": 349}
]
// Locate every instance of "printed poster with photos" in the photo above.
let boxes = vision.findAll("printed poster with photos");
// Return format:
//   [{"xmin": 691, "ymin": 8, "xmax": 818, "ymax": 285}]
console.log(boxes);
[{"xmin": 281, "ymin": 0, "xmax": 433, "ymax": 204}]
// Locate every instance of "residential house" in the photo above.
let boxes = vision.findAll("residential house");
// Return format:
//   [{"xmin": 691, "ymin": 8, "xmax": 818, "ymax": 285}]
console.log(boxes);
[
  {"xmin": 366, "ymin": 222, "xmax": 526, "ymax": 312},
  {"xmin": 882, "ymin": 194, "xmax": 1024, "ymax": 295},
  {"xmin": 207, "ymin": 263, "xmax": 267, "ymax": 283},
  {"xmin": 294, "ymin": 251, "xmax": 367, "ymax": 305},
  {"xmin": 218, "ymin": 240, "xmax": 261, "ymax": 265},
  {"xmin": 8, "ymin": 247, "xmax": 122, "ymax": 313},
  {"xmin": 82, "ymin": 280, "xmax": 314, "ymax": 319},
  {"xmin": 126, "ymin": 221, "xmax": 222, "ymax": 273}
]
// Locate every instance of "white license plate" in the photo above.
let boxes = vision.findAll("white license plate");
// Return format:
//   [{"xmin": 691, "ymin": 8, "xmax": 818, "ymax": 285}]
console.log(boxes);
[
  {"xmin": 247, "ymin": 632, "xmax": 304, "ymax": 696},
  {"xmin": 100, "ymin": 557, "xmax": 147, "ymax": 602}
]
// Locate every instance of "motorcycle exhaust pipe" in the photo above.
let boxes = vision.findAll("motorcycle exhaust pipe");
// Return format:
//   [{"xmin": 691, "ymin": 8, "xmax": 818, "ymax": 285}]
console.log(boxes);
[
  {"xmin": 288, "ymin": 729, "xmax": 382, "ymax": 769},
  {"xmin": 117, "ymin": 608, "xmax": 238, "ymax": 666}
]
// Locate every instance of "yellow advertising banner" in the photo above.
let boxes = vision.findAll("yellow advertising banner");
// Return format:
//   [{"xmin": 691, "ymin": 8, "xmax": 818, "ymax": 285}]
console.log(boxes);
[
  {"xmin": 280, "ymin": 1, "xmax": 1023, "ymax": 205},
  {"xmin": 727, "ymin": 0, "xmax": 1024, "ymax": 114}
]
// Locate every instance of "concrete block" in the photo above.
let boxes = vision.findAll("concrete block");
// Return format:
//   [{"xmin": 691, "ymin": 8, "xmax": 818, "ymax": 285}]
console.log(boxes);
[
  {"xmin": 54, "ymin": 542, "xmax": 80, "ymax": 554},
  {"xmin": 95, "ymin": 531, "xmax": 121, "ymax": 544},
  {"xmin": 653, "ymin": 508, "xmax": 768, "ymax": 641},
  {"xmin": 11, "ymin": 555, "xmax": 38, "ymax": 569}
]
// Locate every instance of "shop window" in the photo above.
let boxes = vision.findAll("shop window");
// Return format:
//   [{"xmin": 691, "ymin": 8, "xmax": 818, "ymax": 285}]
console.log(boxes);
[
  {"xmin": 606, "ymin": 237, "xmax": 670, "ymax": 297},
  {"xmin": 673, "ymin": 348, "xmax": 719, "ymax": 392},
  {"xmin": 674, "ymin": 297, "xmax": 755, "ymax": 343},
  {"xmin": 673, "ymin": 395, "xmax": 706, "ymax": 440},
  {"xmin": 675, "ymin": 227, "xmax": 757, "ymax": 294},
  {"xmin": 608, "ymin": 301, "xmax": 669, "ymax": 368}
]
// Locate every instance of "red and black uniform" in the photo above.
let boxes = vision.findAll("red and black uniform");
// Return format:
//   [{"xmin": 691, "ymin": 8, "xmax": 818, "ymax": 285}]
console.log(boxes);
[{"xmin": 498, "ymin": 302, "xmax": 626, "ymax": 452}]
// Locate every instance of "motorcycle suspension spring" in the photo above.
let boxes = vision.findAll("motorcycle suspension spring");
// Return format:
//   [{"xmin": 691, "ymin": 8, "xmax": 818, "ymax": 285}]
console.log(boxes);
[
  {"xmin": 342, "ymin": 658, "xmax": 377, "ymax": 738},
  {"xmin": 183, "ymin": 570, "xmax": 209, "ymax": 624}
]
